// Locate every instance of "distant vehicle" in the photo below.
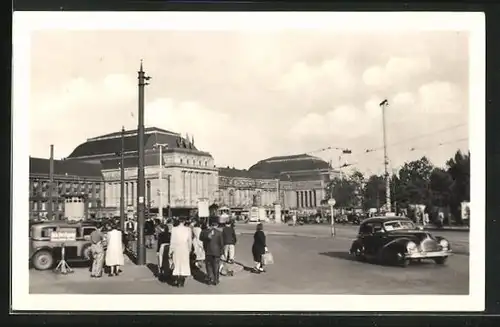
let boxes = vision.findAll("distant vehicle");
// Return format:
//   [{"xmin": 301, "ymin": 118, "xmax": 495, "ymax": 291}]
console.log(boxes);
[
  {"xmin": 248, "ymin": 206, "xmax": 266, "ymax": 223},
  {"xmin": 29, "ymin": 220, "xmax": 98, "ymax": 271},
  {"xmin": 347, "ymin": 213, "xmax": 361, "ymax": 225},
  {"xmin": 349, "ymin": 217, "xmax": 452, "ymax": 267}
]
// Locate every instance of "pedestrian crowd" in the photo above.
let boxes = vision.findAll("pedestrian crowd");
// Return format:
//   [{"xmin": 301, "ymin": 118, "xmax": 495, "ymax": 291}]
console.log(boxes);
[
  {"xmin": 89, "ymin": 221, "xmax": 125, "ymax": 278},
  {"xmin": 89, "ymin": 215, "xmax": 273, "ymax": 287}
]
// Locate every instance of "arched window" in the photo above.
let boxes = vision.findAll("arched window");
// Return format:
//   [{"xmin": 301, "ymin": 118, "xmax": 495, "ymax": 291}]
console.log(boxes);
[
  {"xmin": 205, "ymin": 161, "xmax": 207, "ymax": 166},
  {"xmin": 180, "ymin": 158, "xmax": 183, "ymax": 164}
]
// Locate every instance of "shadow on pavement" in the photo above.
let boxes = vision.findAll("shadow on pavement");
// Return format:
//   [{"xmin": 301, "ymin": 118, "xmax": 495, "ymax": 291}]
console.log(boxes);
[
  {"xmin": 319, "ymin": 251, "xmax": 359, "ymax": 262},
  {"xmin": 190, "ymin": 263, "xmax": 208, "ymax": 285},
  {"xmin": 233, "ymin": 261, "xmax": 254, "ymax": 272}
]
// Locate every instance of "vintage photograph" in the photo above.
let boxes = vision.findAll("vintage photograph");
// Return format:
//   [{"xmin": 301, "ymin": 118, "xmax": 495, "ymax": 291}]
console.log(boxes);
[{"xmin": 12, "ymin": 12, "xmax": 485, "ymax": 311}]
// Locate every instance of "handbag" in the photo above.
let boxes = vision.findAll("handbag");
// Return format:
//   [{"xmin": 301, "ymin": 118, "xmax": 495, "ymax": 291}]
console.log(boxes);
[{"xmin": 262, "ymin": 251, "xmax": 274, "ymax": 265}]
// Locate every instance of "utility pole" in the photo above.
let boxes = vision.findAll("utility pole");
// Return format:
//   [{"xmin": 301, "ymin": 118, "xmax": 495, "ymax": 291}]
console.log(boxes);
[
  {"xmin": 379, "ymin": 99, "xmax": 391, "ymax": 213},
  {"xmin": 153, "ymin": 143, "xmax": 168, "ymax": 220},
  {"xmin": 48, "ymin": 144, "xmax": 54, "ymax": 220},
  {"xmin": 136, "ymin": 60, "xmax": 151, "ymax": 265},
  {"xmin": 120, "ymin": 126, "xmax": 125, "ymax": 230}
]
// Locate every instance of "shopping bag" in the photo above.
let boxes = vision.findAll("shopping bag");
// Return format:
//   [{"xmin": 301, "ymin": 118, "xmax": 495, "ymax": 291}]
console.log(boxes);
[{"xmin": 262, "ymin": 252, "xmax": 274, "ymax": 265}]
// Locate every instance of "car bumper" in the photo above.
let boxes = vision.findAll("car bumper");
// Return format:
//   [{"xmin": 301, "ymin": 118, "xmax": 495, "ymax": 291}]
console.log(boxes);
[{"xmin": 406, "ymin": 250, "xmax": 452, "ymax": 259}]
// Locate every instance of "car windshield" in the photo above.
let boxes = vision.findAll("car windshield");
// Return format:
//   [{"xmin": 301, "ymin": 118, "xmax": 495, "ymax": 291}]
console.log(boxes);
[{"xmin": 383, "ymin": 220, "xmax": 416, "ymax": 231}]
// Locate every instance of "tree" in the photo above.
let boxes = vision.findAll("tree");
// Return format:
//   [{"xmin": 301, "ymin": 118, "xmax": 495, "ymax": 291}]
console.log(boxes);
[
  {"xmin": 349, "ymin": 170, "xmax": 365, "ymax": 208},
  {"xmin": 429, "ymin": 167, "xmax": 453, "ymax": 207},
  {"xmin": 363, "ymin": 174, "xmax": 385, "ymax": 210},
  {"xmin": 397, "ymin": 156, "xmax": 434, "ymax": 206},
  {"xmin": 325, "ymin": 177, "xmax": 358, "ymax": 208},
  {"xmin": 446, "ymin": 150, "xmax": 470, "ymax": 224}
]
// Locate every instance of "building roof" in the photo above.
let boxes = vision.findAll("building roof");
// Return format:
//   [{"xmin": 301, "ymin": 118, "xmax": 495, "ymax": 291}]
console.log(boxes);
[
  {"xmin": 218, "ymin": 167, "xmax": 275, "ymax": 180},
  {"xmin": 67, "ymin": 127, "xmax": 206, "ymax": 159},
  {"xmin": 279, "ymin": 170, "xmax": 330, "ymax": 182},
  {"xmin": 248, "ymin": 154, "xmax": 330, "ymax": 177},
  {"xmin": 29, "ymin": 157, "xmax": 103, "ymax": 179}
]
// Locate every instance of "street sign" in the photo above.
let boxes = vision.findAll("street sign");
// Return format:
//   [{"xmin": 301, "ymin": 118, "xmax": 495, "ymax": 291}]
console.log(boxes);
[
  {"xmin": 328, "ymin": 198, "xmax": 336, "ymax": 206},
  {"xmin": 50, "ymin": 228, "xmax": 76, "ymax": 242},
  {"xmin": 198, "ymin": 199, "xmax": 209, "ymax": 218}
]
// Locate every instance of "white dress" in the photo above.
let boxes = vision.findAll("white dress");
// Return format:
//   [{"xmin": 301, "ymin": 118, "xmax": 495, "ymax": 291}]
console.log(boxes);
[
  {"xmin": 105, "ymin": 229, "xmax": 125, "ymax": 266},
  {"xmin": 192, "ymin": 226, "xmax": 205, "ymax": 261},
  {"xmin": 169, "ymin": 225, "xmax": 192, "ymax": 276}
]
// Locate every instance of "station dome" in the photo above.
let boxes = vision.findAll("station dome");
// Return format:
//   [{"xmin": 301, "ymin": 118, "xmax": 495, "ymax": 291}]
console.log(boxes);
[{"xmin": 248, "ymin": 154, "xmax": 330, "ymax": 177}]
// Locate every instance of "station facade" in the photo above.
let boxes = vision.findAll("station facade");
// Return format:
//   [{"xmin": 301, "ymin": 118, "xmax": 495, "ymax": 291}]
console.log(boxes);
[{"xmin": 30, "ymin": 127, "xmax": 339, "ymax": 219}]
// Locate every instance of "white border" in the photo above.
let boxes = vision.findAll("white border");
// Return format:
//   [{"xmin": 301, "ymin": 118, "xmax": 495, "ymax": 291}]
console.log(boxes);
[{"xmin": 12, "ymin": 12, "xmax": 485, "ymax": 312}]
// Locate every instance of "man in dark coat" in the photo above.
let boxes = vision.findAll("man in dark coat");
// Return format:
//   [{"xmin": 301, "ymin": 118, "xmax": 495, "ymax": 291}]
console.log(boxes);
[
  {"xmin": 144, "ymin": 217, "xmax": 155, "ymax": 249},
  {"xmin": 222, "ymin": 220, "xmax": 237, "ymax": 264},
  {"xmin": 200, "ymin": 218, "xmax": 224, "ymax": 285}
]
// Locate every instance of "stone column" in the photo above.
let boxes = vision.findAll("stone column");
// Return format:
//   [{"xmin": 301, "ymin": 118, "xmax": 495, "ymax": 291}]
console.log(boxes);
[
  {"xmin": 131, "ymin": 182, "xmax": 135, "ymax": 209},
  {"xmin": 92, "ymin": 182, "xmax": 97, "ymax": 208}
]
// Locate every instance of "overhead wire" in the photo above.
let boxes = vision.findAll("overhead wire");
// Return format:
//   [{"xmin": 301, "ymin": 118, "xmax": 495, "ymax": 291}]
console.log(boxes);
[{"xmin": 337, "ymin": 137, "xmax": 469, "ymax": 174}]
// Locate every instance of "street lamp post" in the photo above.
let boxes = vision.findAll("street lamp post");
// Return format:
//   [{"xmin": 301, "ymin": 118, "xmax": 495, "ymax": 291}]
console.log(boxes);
[
  {"xmin": 119, "ymin": 126, "xmax": 125, "ymax": 230},
  {"xmin": 136, "ymin": 60, "xmax": 151, "ymax": 265},
  {"xmin": 379, "ymin": 99, "xmax": 391, "ymax": 213},
  {"xmin": 153, "ymin": 143, "xmax": 168, "ymax": 220}
]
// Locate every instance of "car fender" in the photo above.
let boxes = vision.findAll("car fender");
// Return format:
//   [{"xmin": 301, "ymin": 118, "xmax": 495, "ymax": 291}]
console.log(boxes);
[
  {"xmin": 382, "ymin": 237, "xmax": 413, "ymax": 254},
  {"xmin": 433, "ymin": 235, "xmax": 451, "ymax": 250},
  {"xmin": 30, "ymin": 246, "xmax": 55, "ymax": 259},
  {"xmin": 350, "ymin": 239, "xmax": 363, "ymax": 253}
]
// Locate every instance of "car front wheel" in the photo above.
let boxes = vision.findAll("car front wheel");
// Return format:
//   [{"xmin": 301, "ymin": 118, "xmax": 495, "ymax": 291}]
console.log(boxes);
[
  {"xmin": 434, "ymin": 257, "xmax": 447, "ymax": 265},
  {"xmin": 32, "ymin": 250, "xmax": 54, "ymax": 271}
]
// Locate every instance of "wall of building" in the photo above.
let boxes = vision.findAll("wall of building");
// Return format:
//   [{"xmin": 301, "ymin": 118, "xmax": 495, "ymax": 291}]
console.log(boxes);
[
  {"xmin": 29, "ymin": 175, "xmax": 103, "ymax": 219},
  {"xmin": 101, "ymin": 151, "xmax": 218, "ymax": 212},
  {"xmin": 280, "ymin": 179, "xmax": 326, "ymax": 209},
  {"xmin": 218, "ymin": 176, "xmax": 279, "ymax": 208}
]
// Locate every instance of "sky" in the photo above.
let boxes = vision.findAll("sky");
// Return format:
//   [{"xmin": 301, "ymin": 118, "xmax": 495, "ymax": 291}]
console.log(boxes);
[{"xmin": 29, "ymin": 30, "xmax": 470, "ymax": 176}]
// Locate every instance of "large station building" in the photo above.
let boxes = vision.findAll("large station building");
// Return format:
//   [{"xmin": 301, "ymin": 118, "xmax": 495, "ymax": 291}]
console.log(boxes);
[
  {"xmin": 64, "ymin": 127, "xmax": 218, "ymax": 217},
  {"xmin": 29, "ymin": 127, "xmax": 339, "ymax": 219}
]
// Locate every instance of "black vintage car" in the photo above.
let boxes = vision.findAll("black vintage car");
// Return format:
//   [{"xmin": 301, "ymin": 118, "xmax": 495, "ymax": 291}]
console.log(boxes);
[{"xmin": 349, "ymin": 216, "xmax": 452, "ymax": 267}]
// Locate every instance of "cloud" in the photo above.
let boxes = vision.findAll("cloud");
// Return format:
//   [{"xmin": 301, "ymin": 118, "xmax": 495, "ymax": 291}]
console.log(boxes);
[
  {"xmin": 145, "ymin": 98, "xmax": 270, "ymax": 168},
  {"xmin": 30, "ymin": 74, "xmax": 137, "ymax": 158},
  {"xmin": 28, "ymin": 31, "xmax": 469, "ymax": 174},
  {"xmin": 276, "ymin": 59, "xmax": 358, "ymax": 110},
  {"xmin": 362, "ymin": 56, "xmax": 431, "ymax": 90}
]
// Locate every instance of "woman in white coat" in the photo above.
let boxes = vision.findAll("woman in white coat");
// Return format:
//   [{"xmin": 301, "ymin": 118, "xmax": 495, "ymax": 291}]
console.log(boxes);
[
  {"xmin": 191, "ymin": 221, "xmax": 205, "ymax": 269},
  {"xmin": 105, "ymin": 224, "xmax": 125, "ymax": 277},
  {"xmin": 168, "ymin": 218, "xmax": 192, "ymax": 287}
]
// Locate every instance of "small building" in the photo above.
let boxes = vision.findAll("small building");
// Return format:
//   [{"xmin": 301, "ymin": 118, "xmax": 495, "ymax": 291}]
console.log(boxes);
[{"xmin": 29, "ymin": 157, "xmax": 104, "ymax": 220}]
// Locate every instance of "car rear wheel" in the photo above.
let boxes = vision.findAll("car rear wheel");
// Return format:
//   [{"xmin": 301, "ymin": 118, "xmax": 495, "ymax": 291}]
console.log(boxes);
[
  {"xmin": 434, "ymin": 257, "xmax": 447, "ymax": 265},
  {"xmin": 32, "ymin": 250, "xmax": 54, "ymax": 271}
]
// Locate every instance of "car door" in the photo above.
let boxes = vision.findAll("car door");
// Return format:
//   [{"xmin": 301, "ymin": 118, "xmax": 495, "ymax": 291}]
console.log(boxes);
[
  {"xmin": 359, "ymin": 223, "xmax": 376, "ymax": 255},
  {"xmin": 371, "ymin": 223, "xmax": 389, "ymax": 251}
]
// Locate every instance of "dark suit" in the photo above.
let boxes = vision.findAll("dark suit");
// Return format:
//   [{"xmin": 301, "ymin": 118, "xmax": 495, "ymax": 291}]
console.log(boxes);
[{"xmin": 200, "ymin": 227, "xmax": 224, "ymax": 284}]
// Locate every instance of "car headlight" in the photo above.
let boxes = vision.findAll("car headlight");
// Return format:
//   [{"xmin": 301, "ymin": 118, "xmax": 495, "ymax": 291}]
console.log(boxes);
[
  {"xmin": 439, "ymin": 239, "xmax": 449, "ymax": 249},
  {"xmin": 406, "ymin": 241, "xmax": 418, "ymax": 253}
]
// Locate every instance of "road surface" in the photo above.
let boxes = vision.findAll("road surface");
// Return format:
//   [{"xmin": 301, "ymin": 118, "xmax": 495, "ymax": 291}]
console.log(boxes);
[
  {"xmin": 30, "ymin": 234, "xmax": 468, "ymax": 295},
  {"xmin": 235, "ymin": 223, "xmax": 470, "ymax": 254}
]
